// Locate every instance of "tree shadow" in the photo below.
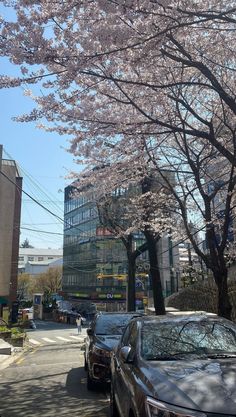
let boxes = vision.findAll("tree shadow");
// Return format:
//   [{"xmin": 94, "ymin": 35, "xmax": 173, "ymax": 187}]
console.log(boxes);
[{"xmin": 0, "ymin": 366, "xmax": 109, "ymax": 417}]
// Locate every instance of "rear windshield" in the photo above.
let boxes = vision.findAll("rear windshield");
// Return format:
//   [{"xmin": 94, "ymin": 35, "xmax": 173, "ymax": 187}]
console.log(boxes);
[{"xmin": 95, "ymin": 314, "xmax": 137, "ymax": 335}]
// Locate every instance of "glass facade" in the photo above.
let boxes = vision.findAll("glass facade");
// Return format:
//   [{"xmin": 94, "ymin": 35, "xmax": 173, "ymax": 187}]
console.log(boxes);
[{"xmin": 62, "ymin": 184, "xmax": 148, "ymax": 309}]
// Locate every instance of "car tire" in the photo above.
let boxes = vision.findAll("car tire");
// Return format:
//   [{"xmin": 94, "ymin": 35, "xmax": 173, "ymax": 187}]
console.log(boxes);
[
  {"xmin": 110, "ymin": 386, "xmax": 119, "ymax": 417},
  {"xmin": 87, "ymin": 371, "xmax": 96, "ymax": 391}
]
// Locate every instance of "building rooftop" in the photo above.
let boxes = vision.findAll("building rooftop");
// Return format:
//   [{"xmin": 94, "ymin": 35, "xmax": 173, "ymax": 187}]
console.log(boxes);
[
  {"xmin": 19, "ymin": 248, "xmax": 63, "ymax": 256},
  {"xmin": 2, "ymin": 158, "xmax": 21, "ymax": 177}
]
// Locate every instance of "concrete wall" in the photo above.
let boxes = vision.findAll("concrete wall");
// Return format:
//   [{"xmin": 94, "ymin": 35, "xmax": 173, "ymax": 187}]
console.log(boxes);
[
  {"xmin": 165, "ymin": 279, "xmax": 236, "ymax": 322},
  {"xmin": 10, "ymin": 176, "xmax": 22, "ymax": 302},
  {"xmin": 0, "ymin": 148, "xmax": 22, "ymax": 304},
  {"xmin": 0, "ymin": 166, "xmax": 15, "ymax": 297}
]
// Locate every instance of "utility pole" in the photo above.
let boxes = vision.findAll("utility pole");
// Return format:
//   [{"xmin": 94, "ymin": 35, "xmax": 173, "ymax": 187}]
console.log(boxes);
[{"xmin": 168, "ymin": 234, "xmax": 175, "ymax": 294}]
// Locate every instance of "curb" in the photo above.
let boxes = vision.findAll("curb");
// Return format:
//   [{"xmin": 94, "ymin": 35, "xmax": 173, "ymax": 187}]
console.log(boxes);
[{"xmin": 0, "ymin": 347, "xmax": 26, "ymax": 371}]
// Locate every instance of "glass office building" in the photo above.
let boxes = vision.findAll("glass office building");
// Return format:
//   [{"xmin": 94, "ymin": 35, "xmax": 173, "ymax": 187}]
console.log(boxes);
[{"xmin": 62, "ymin": 183, "xmax": 149, "ymax": 311}]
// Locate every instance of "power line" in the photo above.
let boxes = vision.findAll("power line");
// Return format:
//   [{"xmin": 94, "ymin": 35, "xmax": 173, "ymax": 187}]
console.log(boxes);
[
  {"xmin": 20, "ymin": 226, "xmax": 63, "ymax": 236},
  {"xmin": 1, "ymin": 163, "xmax": 234, "ymax": 273},
  {"xmin": 3, "ymin": 148, "xmax": 65, "ymax": 217},
  {"xmin": 0, "ymin": 169, "xmax": 95, "ymax": 237}
]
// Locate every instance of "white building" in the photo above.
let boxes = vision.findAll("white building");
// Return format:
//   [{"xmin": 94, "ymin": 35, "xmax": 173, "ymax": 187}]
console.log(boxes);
[
  {"xmin": 18, "ymin": 248, "xmax": 63, "ymax": 274},
  {"xmin": 24, "ymin": 258, "xmax": 63, "ymax": 276}
]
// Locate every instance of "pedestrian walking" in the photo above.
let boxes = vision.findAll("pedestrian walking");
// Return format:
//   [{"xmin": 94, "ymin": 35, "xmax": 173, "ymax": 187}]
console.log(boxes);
[{"xmin": 76, "ymin": 314, "xmax": 82, "ymax": 334}]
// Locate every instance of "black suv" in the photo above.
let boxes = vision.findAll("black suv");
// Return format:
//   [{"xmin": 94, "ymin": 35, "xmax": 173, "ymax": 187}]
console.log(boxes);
[{"xmin": 84, "ymin": 311, "xmax": 143, "ymax": 390}]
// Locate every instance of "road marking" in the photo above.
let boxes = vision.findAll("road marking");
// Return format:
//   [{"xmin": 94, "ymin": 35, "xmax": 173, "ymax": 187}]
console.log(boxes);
[
  {"xmin": 42, "ymin": 337, "xmax": 56, "ymax": 343},
  {"xmin": 29, "ymin": 339, "xmax": 41, "ymax": 345},
  {"xmin": 29, "ymin": 350, "xmax": 37, "ymax": 355},
  {"xmin": 15, "ymin": 357, "xmax": 25, "ymax": 365},
  {"xmin": 56, "ymin": 336, "xmax": 71, "ymax": 342},
  {"xmin": 69, "ymin": 335, "xmax": 82, "ymax": 340}
]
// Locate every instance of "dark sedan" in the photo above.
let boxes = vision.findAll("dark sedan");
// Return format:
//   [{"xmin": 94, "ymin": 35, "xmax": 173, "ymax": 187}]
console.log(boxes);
[
  {"xmin": 84, "ymin": 311, "xmax": 143, "ymax": 390},
  {"xmin": 110, "ymin": 312, "xmax": 236, "ymax": 417}
]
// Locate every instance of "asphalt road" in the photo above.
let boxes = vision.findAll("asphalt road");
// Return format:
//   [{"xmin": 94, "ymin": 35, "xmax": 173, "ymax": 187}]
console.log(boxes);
[
  {"xmin": 0, "ymin": 321, "xmax": 110, "ymax": 417},
  {"xmin": 25, "ymin": 319, "xmax": 87, "ymax": 346}
]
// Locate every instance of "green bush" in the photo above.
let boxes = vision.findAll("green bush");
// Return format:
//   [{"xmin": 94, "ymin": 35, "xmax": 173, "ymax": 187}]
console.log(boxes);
[
  {"xmin": 0, "ymin": 326, "xmax": 25, "ymax": 339},
  {"xmin": 0, "ymin": 326, "xmax": 10, "ymax": 332},
  {"xmin": 10, "ymin": 327, "xmax": 24, "ymax": 338}
]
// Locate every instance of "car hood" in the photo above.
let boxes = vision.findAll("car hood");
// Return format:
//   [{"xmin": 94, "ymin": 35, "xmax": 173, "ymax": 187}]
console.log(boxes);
[
  {"xmin": 143, "ymin": 358, "xmax": 236, "ymax": 413},
  {"xmin": 95, "ymin": 335, "xmax": 121, "ymax": 350}
]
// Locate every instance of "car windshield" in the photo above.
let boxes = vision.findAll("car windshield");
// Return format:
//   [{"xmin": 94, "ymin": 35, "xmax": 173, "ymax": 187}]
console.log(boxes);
[
  {"xmin": 141, "ymin": 319, "xmax": 236, "ymax": 360},
  {"xmin": 95, "ymin": 314, "xmax": 137, "ymax": 335}
]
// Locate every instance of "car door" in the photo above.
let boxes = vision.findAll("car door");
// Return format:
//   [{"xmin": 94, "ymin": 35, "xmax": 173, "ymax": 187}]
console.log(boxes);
[
  {"xmin": 114, "ymin": 322, "xmax": 139, "ymax": 417},
  {"xmin": 85, "ymin": 319, "xmax": 95, "ymax": 367}
]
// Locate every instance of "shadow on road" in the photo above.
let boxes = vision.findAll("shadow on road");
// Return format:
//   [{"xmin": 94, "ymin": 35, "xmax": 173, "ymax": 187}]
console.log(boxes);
[
  {"xmin": 66, "ymin": 366, "xmax": 108, "ymax": 397},
  {"xmin": 0, "ymin": 365, "xmax": 109, "ymax": 417}
]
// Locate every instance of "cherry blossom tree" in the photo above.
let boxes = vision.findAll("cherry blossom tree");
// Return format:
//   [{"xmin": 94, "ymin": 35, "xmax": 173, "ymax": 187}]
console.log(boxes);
[
  {"xmin": 96, "ymin": 193, "xmax": 149, "ymax": 313},
  {"xmin": 0, "ymin": 0, "xmax": 236, "ymax": 317},
  {"xmin": 144, "ymin": 129, "xmax": 236, "ymax": 319},
  {"xmin": 0, "ymin": 1, "xmax": 235, "ymax": 164}
]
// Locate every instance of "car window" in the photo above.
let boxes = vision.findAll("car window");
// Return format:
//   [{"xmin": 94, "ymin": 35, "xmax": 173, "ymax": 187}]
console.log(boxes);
[
  {"xmin": 95, "ymin": 314, "xmax": 138, "ymax": 335},
  {"xmin": 121, "ymin": 323, "xmax": 133, "ymax": 347},
  {"xmin": 128, "ymin": 323, "xmax": 138, "ymax": 349},
  {"xmin": 141, "ymin": 320, "xmax": 236, "ymax": 360},
  {"xmin": 119, "ymin": 322, "xmax": 138, "ymax": 361}
]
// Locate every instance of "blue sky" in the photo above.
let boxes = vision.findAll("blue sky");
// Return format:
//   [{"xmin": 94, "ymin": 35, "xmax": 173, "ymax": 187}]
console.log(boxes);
[{"xmin": 0, "ymin": 59, "xmax": 78, "ymax": 249}]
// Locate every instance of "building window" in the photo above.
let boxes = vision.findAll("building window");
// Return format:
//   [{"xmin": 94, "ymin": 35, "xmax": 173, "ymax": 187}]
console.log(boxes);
[
  {"xmin": 48, "ymin": 257, "xmax": 54, "ymax": 260},
  {"xmin": 38, "ymin": 257, "xmax": 44, "ymax": 261},
  {"xmin": 28, "ymin": 256, "xmax": 34, "ymax": 261},
  {"xmin": 18, "ymin": 256, "xmax": 24, "ymax": 261}
]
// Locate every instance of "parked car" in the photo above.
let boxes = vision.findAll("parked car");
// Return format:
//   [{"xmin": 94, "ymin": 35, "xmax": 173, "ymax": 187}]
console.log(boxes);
[
  {"xmin": 84, "ymin": 311, "xmax": 144, "ymax": 390},
  {"xmin": 110, "ymin": 312, "xmax": 236, "ymax": 417},
  {"xmin": 21, "ymin": 307, "xmax": 33, "ymax": 320}
]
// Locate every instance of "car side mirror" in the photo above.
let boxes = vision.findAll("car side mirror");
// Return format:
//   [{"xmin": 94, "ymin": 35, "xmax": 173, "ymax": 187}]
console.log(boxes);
[
  {"xmin": 120, "ymin": 346, "xmax": 133, "ymax": 363},
  {"xmin": 87, "ymin": 328, "xmax": 94, "ymax": 336}
]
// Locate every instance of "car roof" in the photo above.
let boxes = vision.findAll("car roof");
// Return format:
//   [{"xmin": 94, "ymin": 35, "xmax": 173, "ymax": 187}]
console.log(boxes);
[
  {"xmin": 130, "ymin": 311, "xmax": 231, "ymax": 325},
  {"xmin": 95, "ymin": 311, "xmax": 145, "ymax": 317}
]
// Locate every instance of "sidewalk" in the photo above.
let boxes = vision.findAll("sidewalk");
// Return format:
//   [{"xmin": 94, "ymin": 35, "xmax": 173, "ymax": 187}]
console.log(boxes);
[{"xmin": 0, "ymin": 346, "xmax": 25, "ymax": 371}]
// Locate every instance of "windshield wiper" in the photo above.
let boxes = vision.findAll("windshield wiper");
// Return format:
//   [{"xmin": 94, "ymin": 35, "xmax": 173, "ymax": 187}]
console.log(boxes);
[
  {"xmin": 206, "ymin": 353, "xmax": 236, "ymax": 359},
  {"xmin": 145, "ymin": 353, "xmax": 186, "ymax": 361}
]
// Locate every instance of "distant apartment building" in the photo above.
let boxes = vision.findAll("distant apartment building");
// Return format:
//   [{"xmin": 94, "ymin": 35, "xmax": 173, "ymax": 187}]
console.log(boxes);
[
  {"xmin": 177, "ymin": 242, "xmax": 203, "ymax": 287},
  {"xmin": 157, "ymin": 236, "xmax": 179, "ymax": 296},
  {"xmin": 18, "ymin": 248, "xmax": 63, "ymax": 274},
  {"xmin": 24, "ymin": 257, "xmax": 63, "ymax": 276},
  {"xmin": 0, "ymin": 145, "xmax": 22, "ymax": 321}
]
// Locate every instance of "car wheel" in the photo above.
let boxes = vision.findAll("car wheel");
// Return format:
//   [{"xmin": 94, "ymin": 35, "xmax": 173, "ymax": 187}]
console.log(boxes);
[
  {"xmin": 87, "ymin": 371, "xmax": 96, "ymax": 390},
  {"xmin": 110, "ymin": 385, "xmax": 119, "ymax": 417}
]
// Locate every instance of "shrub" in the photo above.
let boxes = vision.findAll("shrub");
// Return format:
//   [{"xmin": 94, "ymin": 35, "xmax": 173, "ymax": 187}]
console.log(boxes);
[
  {"xmin": 10, "ymin": 327, "xmax": 25, "ymax": 338},
  {"xmin": 0, "ymin": 326, "xmax": 9, "ymax": 332}
]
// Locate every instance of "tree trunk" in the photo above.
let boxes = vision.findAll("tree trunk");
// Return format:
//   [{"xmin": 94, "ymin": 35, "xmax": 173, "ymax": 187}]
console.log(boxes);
[
  {"xmin": 206, "ymin": 225, "xmax": 232, "ymax": 320},
  {"xmin": 206, "ymin": 221, "xmax": 232, "ymax": 320},
  {"xmin": 126, "ymin": 251, "xmax": 136, "ymax": 312},
  {"xmin": 213, "ymin": 269, "xmax": 232, "ymax": 320},
  {"xmin": 144, "ymin": 231, "xmax": 165, "ymax": 315},
  {"xmin": 123, "ymin": 236, "xmax": 149, "ymax": 312}
]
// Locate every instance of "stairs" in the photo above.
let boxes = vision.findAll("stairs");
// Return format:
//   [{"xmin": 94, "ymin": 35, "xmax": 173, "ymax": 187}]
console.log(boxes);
[{"xmin": 0, "ymin": 338, "xmax": 12, "ymax": 355}]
